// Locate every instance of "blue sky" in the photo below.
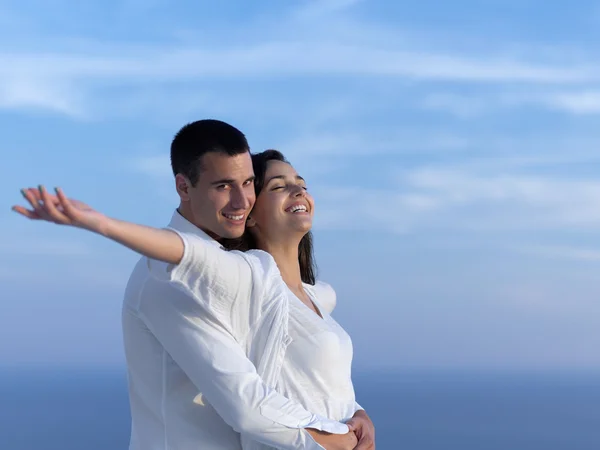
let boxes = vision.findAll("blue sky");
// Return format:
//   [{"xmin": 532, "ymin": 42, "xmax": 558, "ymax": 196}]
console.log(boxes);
[{"xmin": 2, "ymin": 0, "xmax": 600, "ymax": 372}]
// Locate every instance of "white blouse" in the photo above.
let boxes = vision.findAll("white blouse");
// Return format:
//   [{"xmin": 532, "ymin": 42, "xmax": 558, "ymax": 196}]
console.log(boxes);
[{"xmin": 278, "ymin": 285, "xmax": 357, "ymax": 424}]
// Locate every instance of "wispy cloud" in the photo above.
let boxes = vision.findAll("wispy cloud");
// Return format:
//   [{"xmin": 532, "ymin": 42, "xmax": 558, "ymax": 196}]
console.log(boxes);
[
  {"xmin": 3, "ymin": 44, "xmax": 597, "ymax": 83},
  {"xmin": 422, "ymin": 90, "xmax": 600, "ymax": 117},
  {"xmin": 0, "ymin": 77, "xmax": 86, "ymax": 117},
  {"xmin": 403, "ymin": 168, "xmax": 600, "ymax": 230},
  {"xmin": 280, "ymin": 130, "xmax": 470, "ymax": 158},
  {"xmin": 517, "ymin": 244, "xmax": 600, "ymax": 262},
  {"xmin": 293, "ymin": 0, "xmax": 365, "ymax": 20},
  {"xmin": 540, "ymin": 90, "xmax": 600, "ymax": 114},
  {"xmin": 311, "ymin": 168, "xmax": 600, "ymax": 233},
  {"xmin": 2, "ymin": 0, "xmax": 600, "ymax": 119},
  {"xmin": 132, "ymin": 154, "xmax": 171, "ymax": 179}
]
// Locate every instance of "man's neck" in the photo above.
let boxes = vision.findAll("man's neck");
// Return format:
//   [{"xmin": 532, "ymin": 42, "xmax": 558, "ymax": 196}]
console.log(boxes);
[{"xmin": 176, "ymin": 206, "xmax": 222, "ymax": 242}]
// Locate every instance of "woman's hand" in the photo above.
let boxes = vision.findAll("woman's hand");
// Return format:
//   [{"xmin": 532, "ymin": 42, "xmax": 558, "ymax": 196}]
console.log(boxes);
[{"xmin": 13, "ymin": 186, "xmax": 110, "ymax": 235}]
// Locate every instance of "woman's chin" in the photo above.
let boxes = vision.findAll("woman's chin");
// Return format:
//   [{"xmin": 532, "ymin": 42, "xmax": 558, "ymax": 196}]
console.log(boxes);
[
  {"xmin": 289, "ymin": 215, "xmax": 312, "ymax": 232},
  {"xmin": 280, "ymin": 223, "xmax": 312, "ymax": 237}
]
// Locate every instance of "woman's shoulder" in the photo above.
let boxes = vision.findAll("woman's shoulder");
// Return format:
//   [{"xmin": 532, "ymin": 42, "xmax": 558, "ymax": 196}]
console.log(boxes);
[{"xmin": 306, "ymin": 280, "xmax": 337, "ymax": 314}]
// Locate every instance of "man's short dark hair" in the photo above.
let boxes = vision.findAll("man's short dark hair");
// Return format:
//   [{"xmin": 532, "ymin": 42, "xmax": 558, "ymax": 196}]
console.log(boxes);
[{"xmin": 170, "ymin": 119, "xmax": 250, "ymax": 186}]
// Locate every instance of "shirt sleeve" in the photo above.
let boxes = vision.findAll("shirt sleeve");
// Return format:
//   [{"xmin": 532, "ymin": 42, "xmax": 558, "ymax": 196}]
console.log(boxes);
[
  {"xmin": 147, "ymin": 230, "xmax": 249, "ymax": 333},
  {"xmin": 140, "ymin": 233, "xmax": 349, "ymax": 449}
]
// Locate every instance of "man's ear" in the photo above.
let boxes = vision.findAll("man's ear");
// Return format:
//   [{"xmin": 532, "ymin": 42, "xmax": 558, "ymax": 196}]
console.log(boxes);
[
  {"xmin": 246, "ymin": 215, "xmax": 257, "ymax": 228},
  {"xmin": 175, "ymin": 174, "xmax": 191, "ymax": 201}
]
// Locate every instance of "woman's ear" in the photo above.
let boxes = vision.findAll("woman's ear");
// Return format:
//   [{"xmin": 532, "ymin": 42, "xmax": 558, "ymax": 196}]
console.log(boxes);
[{"xmin": 246, "ymin": 215, "xmax": 257, "ymax": 228}]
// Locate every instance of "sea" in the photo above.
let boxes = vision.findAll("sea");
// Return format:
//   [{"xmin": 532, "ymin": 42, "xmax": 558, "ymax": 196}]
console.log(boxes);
[{"xmin": 0, "ymin": 368, "xmax": 598, "ymax": 449}]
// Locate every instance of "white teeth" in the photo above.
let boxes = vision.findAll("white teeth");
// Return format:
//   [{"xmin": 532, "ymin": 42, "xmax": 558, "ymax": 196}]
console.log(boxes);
[
  {"xmin": 289, "ymin": 204, "xmax": 307, "ymax": 213},
  {"xmin": 224, "ymin": 213, "xmax": 244, "ymax": 221}
]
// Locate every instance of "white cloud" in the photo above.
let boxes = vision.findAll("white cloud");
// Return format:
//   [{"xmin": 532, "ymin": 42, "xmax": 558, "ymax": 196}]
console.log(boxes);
[
  {"xmin": 1, "ymin": 0, "xmax": 599, "ymax": 121},
  {"xmin": 421, "ymin": 90, "xmax": 600, "ymax": 117},
  {"xmin": 0, "ymin": 76, "xmax": 86, "ymax": 117},
  {"xmin": 1, "ymin": 14, "xmax": 600, "ymax": 118},
  {"xmin": 404, "ymin": 169, "xmax": 600, "ymax": 229},
  {"xmin": 280, "ymin": 130, "xmax": 470, "ymax": 159},
  {"xmin": 132, "ymin": 154, "xmax": 171, "ymax": 179},
  {"xmin": 421, "ymin": 93, "xmax": 494, "ymax": 118},
  {"xmin": 311, "ymin": 168, "xmax": 600, "ymax": 233},
  {"xmin": 293, "ymin": 0, "xmax": 365, "ymax": 19},
  {"xmin": 312, "ymin": 185, "xmax": 441, "ymax": 233},
  {"xmin": 427, "ymin": 151, "xmax": 600, "ymax": 172},
  {"xmin": 517, "ymin": 244, "xmax": 600, "ymax": 262},
  {"xmin": 539, "ymin": 90, "xmax": 600, "ymax": 114},
  {"xmin": 1, "ymin": 44, "xmax": 594, "ymax": 83}
]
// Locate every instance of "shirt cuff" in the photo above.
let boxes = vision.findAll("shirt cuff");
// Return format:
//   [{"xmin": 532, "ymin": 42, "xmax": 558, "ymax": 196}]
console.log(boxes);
[
  {"xmin": 260, "ymin": 402, "xmax": 349, "ymax": 434},
  {"xmin": 303, "ymin": 414, "xmax": 350, "ymax": 434}
]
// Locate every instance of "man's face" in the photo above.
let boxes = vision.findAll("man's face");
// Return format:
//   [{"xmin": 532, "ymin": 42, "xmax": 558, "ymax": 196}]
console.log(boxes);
[{"xmin": 177, "ymin": 151, "xmax": 256, "ymax": 240}]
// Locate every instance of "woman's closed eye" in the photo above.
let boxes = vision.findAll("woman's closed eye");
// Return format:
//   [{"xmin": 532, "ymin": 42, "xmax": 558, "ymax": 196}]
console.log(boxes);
[{"xmin": 271, "ymin": 184, "xmax": 308, "ymax": 191}]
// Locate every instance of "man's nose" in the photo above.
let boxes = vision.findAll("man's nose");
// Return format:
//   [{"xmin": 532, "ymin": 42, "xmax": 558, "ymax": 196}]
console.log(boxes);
[{"xmin": 231, "ymin": 187, "xmax": 252, "ymax": 210}]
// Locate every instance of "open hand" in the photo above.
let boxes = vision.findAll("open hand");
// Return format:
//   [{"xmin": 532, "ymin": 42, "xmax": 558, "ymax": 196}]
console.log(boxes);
[{"xmin": 12, "ymin": 186, "xmax": 108, "ymax": 234}]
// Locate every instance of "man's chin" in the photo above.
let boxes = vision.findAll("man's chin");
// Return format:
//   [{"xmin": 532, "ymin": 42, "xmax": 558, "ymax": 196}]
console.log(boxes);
[{"xmin": 219, "ymin": 223, "xmax": 247, "ymax": 240}]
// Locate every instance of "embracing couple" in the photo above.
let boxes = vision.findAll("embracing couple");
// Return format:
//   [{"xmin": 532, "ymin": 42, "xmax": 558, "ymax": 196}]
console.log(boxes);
[{"xmin": 13, "ymin": 119, "xmax": 376, "ymax": 450}]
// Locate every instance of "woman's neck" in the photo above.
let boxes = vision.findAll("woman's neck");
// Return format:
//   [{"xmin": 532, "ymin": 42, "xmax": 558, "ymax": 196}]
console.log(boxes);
[{"xmin": 259, "ymin": 239, "xmax": 304, "ymax": 290}]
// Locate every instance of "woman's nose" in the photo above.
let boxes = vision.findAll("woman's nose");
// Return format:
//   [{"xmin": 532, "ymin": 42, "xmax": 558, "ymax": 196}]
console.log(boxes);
[{"xmin": 292, "ymin": 186, "xmax": 306, "ymax": 197}]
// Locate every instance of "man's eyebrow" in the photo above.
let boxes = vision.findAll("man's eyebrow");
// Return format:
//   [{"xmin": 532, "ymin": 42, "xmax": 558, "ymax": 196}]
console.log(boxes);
[
  {"xmin": 210, "ymin": 179, "xmax": 235, "ymax": 186},
  {"xmin": 210, "ymin": 176, "xmax": 255, "ymax": 186}
]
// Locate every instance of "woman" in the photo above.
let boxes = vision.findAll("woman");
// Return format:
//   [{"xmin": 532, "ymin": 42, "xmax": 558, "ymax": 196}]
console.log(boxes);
[{"xmin": 14, "ymin": 150, "xmax": 374, "ymax": 450}]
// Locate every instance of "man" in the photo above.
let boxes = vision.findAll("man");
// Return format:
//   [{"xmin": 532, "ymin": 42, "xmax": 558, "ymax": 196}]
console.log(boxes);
[{"xmin": 121, "ymin": 120, "xmax": 375, "ymax": 449}]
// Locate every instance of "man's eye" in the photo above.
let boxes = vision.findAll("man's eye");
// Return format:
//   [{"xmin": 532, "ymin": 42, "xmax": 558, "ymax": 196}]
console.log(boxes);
[
  {"xmin": 217, "ymin": 184, "xmax": 230, "ymax": 190},
  {"xmin": 243, "ymin": 179, "xmax": 254, "ymax": 186},
  {"xmin": 272, "ymin": 185, "xmax": 285, "ymax": 190}
]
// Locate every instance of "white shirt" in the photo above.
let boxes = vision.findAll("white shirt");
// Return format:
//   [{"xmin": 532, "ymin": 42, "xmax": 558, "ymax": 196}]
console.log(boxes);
[
  {"xmin": 122, "ymin": 211, "xmax": 349, "ymax": 450},
  {"xmin": 277, "ymin": 286, "xmax": 358, "ymax": 424}
]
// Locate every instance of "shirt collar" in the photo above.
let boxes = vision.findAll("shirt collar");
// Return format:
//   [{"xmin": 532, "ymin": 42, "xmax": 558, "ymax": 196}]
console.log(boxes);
[{"xmin": 167, "ymin": 210, "xmax": 223, "ymax": 248}]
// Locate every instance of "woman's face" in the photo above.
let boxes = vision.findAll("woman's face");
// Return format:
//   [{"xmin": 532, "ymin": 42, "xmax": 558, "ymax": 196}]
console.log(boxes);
[{"xmin": 248, "ymin": 160, "xmax": 314, "ymax": 243}]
